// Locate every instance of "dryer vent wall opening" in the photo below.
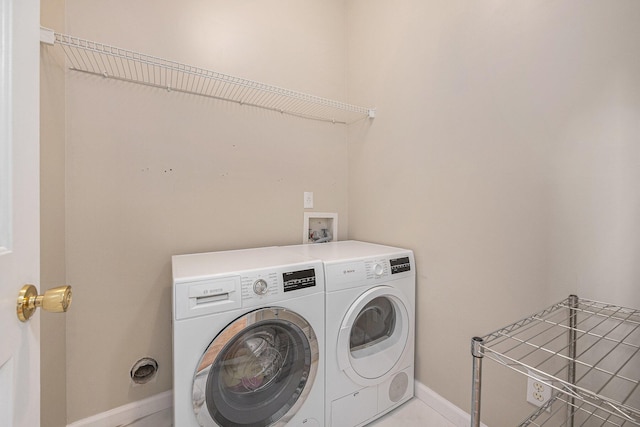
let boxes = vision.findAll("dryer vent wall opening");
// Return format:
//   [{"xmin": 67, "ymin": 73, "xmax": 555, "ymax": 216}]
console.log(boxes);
[{"xmin": 130, "ymin": 357, "xmax": 158, "ymax": 385}]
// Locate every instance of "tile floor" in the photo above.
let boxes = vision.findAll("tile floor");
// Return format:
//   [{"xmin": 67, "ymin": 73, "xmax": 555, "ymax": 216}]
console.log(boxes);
[
  {"xmin": 124, "ymin": 398, "xmax": 454, "ymax": 427},
  {"xmin": 369, "ymin": 398, "xmax": 455, "ymax": 427}
]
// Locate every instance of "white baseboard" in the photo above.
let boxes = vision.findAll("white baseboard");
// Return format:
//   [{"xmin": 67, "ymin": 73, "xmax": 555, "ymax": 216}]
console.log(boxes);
[
  {"xmin": 66, "ymin": 390, "xmax": 172, "ymax": 427},
  {"xmin": 65, "ymin": 381, "xmax": 482, "ymax": 427},
  {"xmin": 414, "ymin": 380, "xmax": 488, "ymax": 427}
]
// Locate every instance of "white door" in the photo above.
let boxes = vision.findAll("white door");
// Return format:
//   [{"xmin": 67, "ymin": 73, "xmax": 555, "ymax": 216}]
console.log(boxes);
[{"xmin": 0, "ymin": 0, "xmax": 42, "ymax": 426}]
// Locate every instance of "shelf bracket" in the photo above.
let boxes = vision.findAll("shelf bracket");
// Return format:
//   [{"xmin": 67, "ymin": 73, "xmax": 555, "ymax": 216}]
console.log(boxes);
[{"xmin": 40, "ymin": 26, "xmax": 55, "ymax": 46}]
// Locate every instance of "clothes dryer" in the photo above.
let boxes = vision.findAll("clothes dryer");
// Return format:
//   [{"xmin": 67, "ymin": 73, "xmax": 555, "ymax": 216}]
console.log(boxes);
[
  {"xmin": 172, "ymin": 247, "xmax": 325, "ymax": 427},
  {"xmin": 285, "ymin": 241, "xmax": 415, "ymax": 427}
]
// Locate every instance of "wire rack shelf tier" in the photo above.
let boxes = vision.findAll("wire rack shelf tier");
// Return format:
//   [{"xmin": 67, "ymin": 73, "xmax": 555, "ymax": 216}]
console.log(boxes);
[
  {"xmin": 44, "ymin": 30, "xmax": 375, "ymax": 125},
  {"xmin": 471, "ymin": 295, "xmax": 640, "ymax": 427}
]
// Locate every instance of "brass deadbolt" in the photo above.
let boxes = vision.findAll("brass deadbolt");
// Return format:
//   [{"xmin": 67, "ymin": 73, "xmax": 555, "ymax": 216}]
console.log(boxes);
[{"xmin": 17, "ymin": 284, "xmax": 72, "ymax": 322}]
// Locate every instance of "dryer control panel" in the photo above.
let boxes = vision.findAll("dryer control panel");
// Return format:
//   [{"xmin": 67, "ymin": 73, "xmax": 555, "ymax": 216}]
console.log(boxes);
[
  {"xmin": 325, "ymin": 252, "xmax": 414, "ymax": 292},
  {"xmin": 367, "ymin": 256, "xmax": 410, "ymax": 278},
  {"xmin": 390, "ymin": 256, "xmax": 411, "ymax": 274}
]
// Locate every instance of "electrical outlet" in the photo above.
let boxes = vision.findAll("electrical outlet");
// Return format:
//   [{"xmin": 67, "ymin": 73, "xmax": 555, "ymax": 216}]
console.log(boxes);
[
  {"xmin": 304, "ymin": 192, "xmax": 313, "ymax": 209},
  {"xmin": 526, "ymin": 371, "xmax": 552, "ymax": 411}
]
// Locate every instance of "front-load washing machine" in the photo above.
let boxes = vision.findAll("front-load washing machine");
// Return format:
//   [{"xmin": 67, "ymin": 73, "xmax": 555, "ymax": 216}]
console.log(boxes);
[
  {"xmin": 285, "ymin": 241, "xmax": 415, "ymax": 427},
  {"xmin": 172, "ymin": 246, "xmax": 325, "ymax": 427}
]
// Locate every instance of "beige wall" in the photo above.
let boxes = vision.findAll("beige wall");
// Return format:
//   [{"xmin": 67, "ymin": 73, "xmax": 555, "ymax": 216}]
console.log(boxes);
[
  {"xmin": 60, "ymin": 0, "xmax": 350, "ymax": 422},
  {"xmin": 346, "ymin": 1, "xmax": 640, "ymax": 425},
  {"xmin": 40, "ymin": 0, "xmax": 67, "ymax": 426}
]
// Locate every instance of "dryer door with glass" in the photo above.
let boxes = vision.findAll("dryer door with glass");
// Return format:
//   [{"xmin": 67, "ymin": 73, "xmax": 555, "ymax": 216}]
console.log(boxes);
[
  {"xmin": 193, "ymin": 307, "xmax": 319, "ymax": 427},
  {"xmin": 336, "ymin": 285, "xmax": 411, "ymax": 386}
]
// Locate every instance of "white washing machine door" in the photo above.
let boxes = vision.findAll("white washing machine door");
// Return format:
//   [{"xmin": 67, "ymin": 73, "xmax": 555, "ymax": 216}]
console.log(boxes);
[
  {"xmin": 192, "ymin": 307, "xmax": 319, "ymax": 427},
  {"xmin": 337, "ymin": 286, "xmax": 411, "ymax": 387}
]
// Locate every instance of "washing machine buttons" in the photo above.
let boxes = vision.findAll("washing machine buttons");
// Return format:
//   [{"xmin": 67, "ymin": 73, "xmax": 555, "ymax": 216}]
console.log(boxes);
[
  {"xmin": 372, "ymin": 263, "xmax": 384, "ymax": 277},
  {"xmin": 253, "ymin": 279, "xmax": 268, "ymax": 295}
]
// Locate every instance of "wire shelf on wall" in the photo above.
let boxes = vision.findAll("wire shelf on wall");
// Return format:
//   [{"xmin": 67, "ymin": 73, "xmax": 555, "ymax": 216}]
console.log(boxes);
[{"xmin": 41, "ymin": 28, "xmax": 375, "ymax": 125}]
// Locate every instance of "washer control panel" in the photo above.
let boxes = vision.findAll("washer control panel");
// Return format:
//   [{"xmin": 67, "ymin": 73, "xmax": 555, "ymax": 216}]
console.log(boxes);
[
  {"xmin": 173, "ymin": 249, "xmax": 324, "ymax": 319},
  {"xmin": 283, "ymin": 268, "xmax": 317, "ymax": 292},
  {"xmin": 240, "ymin": 264, "xmax": 322, "ymax": 307},
  {"xmin": 242, "ymin": 272, "xmax": 279, "ymax": 300},
  {"xmin": 252, "ymin": 279, "xmax": 269, "ymax": 295}
]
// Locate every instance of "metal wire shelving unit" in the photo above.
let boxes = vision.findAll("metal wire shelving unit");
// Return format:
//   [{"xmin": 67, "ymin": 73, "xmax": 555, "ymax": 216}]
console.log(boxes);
[
  {"xmin": 40, "ymin": 28, "xmax": 375, "ymax": 125},
  {"xmin": 471, "ymin": 295, "xmax": 640, "ymax": 427}
]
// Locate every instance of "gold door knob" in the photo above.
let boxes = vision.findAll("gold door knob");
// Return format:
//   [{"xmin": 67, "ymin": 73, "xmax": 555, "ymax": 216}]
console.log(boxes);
[{"xmin": 17, "ymin": 284, "xmax": 72, "ymax": 322}]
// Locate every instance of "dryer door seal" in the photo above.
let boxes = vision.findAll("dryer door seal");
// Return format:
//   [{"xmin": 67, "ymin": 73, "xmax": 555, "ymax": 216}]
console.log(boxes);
[
  {"xmin": 192, "ymin": 307, "xmax": 319, "ymax": 427},
  {"xmin": 337, "ymin": 285, "xmax": 412, "ymax": 387}
]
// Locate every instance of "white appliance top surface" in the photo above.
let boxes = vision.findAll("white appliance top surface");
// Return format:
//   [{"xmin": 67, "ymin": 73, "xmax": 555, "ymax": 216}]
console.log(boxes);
[
  {"xmin": 285, "ymin": 240, "xmax": 411, "ymax": 263},
  {"xmin": 172, "ymin": 246, "xmax": 322, "ymax": 280}
]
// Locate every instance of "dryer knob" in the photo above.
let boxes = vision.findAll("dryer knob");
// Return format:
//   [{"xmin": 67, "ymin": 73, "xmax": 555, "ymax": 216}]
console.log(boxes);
[
  {"xmin": 253, "ymin": 279, "xmax": 268, "ymax": 295},
  {"xmin": 373, "ymin": 263, "xmax": 384, "ymax": 277}
]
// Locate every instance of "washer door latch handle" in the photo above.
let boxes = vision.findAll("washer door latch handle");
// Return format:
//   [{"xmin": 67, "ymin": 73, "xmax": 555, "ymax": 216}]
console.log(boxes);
[{"xmin": 17, "ymin": 284, "xmax": 72, "ymax": 322}]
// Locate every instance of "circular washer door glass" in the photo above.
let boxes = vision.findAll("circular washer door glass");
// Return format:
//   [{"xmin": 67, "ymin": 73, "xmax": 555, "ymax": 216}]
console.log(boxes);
[{"xmin": 193, "ymin": 308, "xmax": 317, "ymax": 427}]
